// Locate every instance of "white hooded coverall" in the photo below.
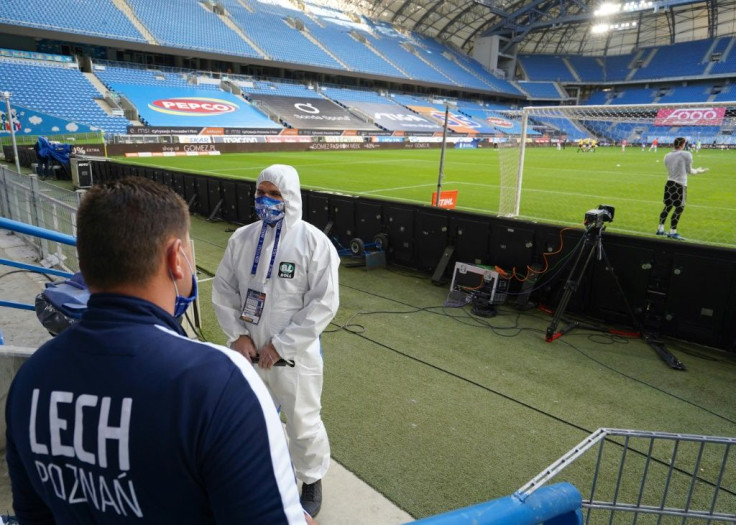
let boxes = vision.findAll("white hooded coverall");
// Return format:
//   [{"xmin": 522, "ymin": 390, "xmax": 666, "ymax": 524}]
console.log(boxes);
[{"xmin": 212, "ymin": 164, "xmax": 340, "ymax": 484}]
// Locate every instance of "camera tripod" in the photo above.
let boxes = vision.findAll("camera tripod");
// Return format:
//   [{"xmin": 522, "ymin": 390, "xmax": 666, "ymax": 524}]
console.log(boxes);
[{"xmin": 545, "ymin": 224, "xmax": 686, "ymax": 370}]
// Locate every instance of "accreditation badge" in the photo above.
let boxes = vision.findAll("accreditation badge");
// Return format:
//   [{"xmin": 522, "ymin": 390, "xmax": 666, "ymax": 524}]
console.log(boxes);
[{"xmin": 240, "ymin": 289, "xmax": 266, "ymax": 325}]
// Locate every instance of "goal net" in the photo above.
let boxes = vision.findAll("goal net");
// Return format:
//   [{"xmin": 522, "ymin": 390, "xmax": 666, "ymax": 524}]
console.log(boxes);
[{"xmin": 497, "ymin": 101, "xmax": 736, "ymax": 247}]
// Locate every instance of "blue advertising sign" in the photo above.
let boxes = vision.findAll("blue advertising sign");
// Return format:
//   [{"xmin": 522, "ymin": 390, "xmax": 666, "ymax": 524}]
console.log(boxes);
[
  {"xmin": 0, "ymin": 104, "xmax": 94, "ymax": 136},
  {"xmin": 117, "ymin": 86, "xmax": 282, "ymax": 129},
  {"xmin": 348, "ymin": 102, "xmax": 443, "ymax": 132}
]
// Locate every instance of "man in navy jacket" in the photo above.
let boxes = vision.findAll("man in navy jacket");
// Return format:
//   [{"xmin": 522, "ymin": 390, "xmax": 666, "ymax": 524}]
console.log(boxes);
[{"xmin": 5, "ymin": 177, "xmax": 310, "ymax": 524}]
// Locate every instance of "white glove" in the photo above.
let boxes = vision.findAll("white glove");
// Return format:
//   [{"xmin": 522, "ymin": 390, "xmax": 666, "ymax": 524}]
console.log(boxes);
[{"xmin": 691, "ymin": 167, "xmax": 709, "ymax": 174}]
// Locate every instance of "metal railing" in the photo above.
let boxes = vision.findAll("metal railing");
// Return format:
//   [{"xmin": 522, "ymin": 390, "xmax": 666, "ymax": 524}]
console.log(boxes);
[
  {"xmin": 412, "ymin": 428, "xmax": 736, "ymax": 524},
  {"xmin": 0, "ymin": 165, "xmax": 82, "ymax": 273},
  {"xmin": 517, "ymin": 428, "xmax": 736, "ymax": 524}
]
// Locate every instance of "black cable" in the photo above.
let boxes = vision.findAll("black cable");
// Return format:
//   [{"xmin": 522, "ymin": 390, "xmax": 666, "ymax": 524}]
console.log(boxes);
[
  {"xmin": 556, "ymin": 335, "xmax": 736, "ymax": 425},
  {"xmin": 333, "ymin": 281, "xmax": 736, "ymax": 427},
  {"xmin": 0, "ymin": 269, "xmax": 55, "ymax": 282}
]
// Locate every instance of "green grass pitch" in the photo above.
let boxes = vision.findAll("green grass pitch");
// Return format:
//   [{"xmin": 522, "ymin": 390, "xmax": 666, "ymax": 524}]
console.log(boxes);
[{"xmin": 118, "ymin": 146, "xmax": 736, "ymax": 247}]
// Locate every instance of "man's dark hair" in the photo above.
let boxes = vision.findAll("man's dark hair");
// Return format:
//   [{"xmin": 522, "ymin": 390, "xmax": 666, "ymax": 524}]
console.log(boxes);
[
  {"xmin": 76, "ymin": 177, "xmax": 189, "ymax": 289},
  {"xmin": 674, "ymin": 137, "xmax": 687, "ymax": 149}
]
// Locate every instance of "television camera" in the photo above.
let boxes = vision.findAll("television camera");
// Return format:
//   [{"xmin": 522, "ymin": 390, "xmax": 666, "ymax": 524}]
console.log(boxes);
[{"xmin": 584, "ymin": 204, "xmax": 615, "ymax": 230}]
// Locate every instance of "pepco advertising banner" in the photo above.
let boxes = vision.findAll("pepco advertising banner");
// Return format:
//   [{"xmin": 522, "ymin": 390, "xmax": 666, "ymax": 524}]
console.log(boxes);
[
  {"xmin": 655, "ymin": 107, "xmax": 726, "ymax": 127},
  {"xmin": 118, "ymin": 86, "xmax": 282, "ymax": 129},
  {"xmin": 408, "ymin": 106, "xmax": 496, "ymax": 134}
]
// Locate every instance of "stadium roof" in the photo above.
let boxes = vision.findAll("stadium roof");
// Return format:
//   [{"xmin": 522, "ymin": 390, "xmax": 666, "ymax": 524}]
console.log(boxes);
[{"xmin": 329, "ymin": 0, "xmax": 736, "ymax": 56}]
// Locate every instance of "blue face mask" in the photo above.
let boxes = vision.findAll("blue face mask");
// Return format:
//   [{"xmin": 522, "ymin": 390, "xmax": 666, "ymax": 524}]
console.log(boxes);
[
  {"xmin": 255, "ymin": 195, "xmax": 285, "ymax": 225},
  {"xmin": 173, "ymin": 249, "xmax": 198, "ymax": 318}
]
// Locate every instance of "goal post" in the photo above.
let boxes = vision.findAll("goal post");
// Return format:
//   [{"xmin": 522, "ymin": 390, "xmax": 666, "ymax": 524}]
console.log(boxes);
[{"xmin": 497, "ymin": 101, "xmax": 736, "ymax": 247}]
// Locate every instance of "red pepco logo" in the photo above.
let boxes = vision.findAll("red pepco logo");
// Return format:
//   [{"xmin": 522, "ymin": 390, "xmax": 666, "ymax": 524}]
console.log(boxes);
[
  {"xmin": 149, "ymin": 98, "xmax": 238, "ymax": 116},
  {"xmin": 655, "ymin": 107, "xmax": 726, "ymax": 127}
]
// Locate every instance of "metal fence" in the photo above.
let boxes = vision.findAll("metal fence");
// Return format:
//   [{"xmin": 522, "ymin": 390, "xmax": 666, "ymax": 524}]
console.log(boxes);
[
  {"xmin": 517, "ymin": 428, "xmax": 736, "ymax": 524},
  {"xmin": 0, "ymin": 165, "xmax": 82, "ymax": 273}
]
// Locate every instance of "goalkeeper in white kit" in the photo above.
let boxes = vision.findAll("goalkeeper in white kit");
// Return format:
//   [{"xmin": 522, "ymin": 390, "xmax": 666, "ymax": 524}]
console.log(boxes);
[{"xmin": 656, "ymin": 137, "xmax": 708, "ymax": 241}]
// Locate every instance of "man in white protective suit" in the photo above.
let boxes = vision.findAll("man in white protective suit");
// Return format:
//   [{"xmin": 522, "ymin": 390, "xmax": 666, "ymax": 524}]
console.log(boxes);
[{"xmin": 212, "ymin": 164, "xmax": 340, "ymax": 518}]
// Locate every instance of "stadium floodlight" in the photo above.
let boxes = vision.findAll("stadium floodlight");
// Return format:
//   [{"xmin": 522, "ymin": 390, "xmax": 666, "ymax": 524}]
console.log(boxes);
[
  {"xmin": 594, "ymin": 2, "xmax": 621, "ymax": 16},
  {"xmin": 590, "ymin": 20, "xmax": 637, "ymax": 33},
  {"xmin": 594, "ymin": 0, "xmax": 654, "ymax": 17}
]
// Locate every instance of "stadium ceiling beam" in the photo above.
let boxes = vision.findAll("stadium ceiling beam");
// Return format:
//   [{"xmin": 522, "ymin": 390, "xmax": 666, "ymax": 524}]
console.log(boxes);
[
  {"xmin": 437, "ymin": 3, "xmax": 476, "ymax": 37},
  {"xmin": 412, "ymin": 1, "xmax": 444, "ymax": 31},
  {"xmin": 390, "ymin": 0, "xmax": 415, "ymax": 23},
  {"xmin": 707, "ymin": 0, "xmax": 717, "ymax": 39}
]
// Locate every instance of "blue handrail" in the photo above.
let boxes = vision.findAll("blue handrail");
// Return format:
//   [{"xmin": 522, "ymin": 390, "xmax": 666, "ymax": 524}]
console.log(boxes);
[
  {"xmin": 0, "ymin": 217, "xmax": 77, "ymax": 313},
  {"xmin": 0, "ymin": 217, "xmax": 77, "ymax": 246},
  {"xmin": 410, "ymin": 482, "xmax": 583, "ymax": 525}
]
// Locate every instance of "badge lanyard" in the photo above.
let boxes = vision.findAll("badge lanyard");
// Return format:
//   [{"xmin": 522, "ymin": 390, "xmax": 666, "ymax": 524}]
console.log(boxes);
[{"xmin": 250, "ymin": 221, "xmax": 283, "ymax": 282}]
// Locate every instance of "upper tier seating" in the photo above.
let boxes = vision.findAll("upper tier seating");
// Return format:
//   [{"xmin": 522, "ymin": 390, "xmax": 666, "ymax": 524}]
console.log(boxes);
[
  {"xmin": 518, "ymin": 55, "xmax": 576, "ymax": 82},
  {"xmin": 222, "ymin": 0, "xmax": 342, "ymax": 69},
  {"xmin": 126, "ymin": 0, "xmax": 261, "ymax": 58},
  {"xmin": 566, "ymin": 56, "xmax": 605, "ymax": 83},
  {"xmin": 0, "ymin": 0, "xmax": 144, "ymax": 42},
  {"xmin": 241, "ymin": 80, "xmax": 325, "ymax": 99},
  {"xmin": 517, "ymin": 81, "xmax": 565, "ymax": 99},
  {"xmin": 93, "ymin": 62, "xmax": 198, "ymax": 90},
  {"xmin": 321, "ymin": 87, "xmax": 391, "ymax": 104},
  {"xmin": 632, "ymin": 40, "xmax": 711, "ymax": 80}
]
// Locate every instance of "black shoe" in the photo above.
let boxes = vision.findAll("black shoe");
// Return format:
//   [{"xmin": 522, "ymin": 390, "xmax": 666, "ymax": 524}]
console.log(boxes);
[{"xmin": 300, "ymin": 480, "xmax": 322, "ymax": 518}]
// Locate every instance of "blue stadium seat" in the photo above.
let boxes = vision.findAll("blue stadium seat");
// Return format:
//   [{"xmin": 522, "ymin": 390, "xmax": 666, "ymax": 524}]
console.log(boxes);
[
  {"xmin": 0, "ymin": 0, "xmax": 145, "ymax": 42},
  {"xmin": 0, "ymin": 57, "xmax": 130, "ymax": 136},
  {"xmin": 517, "ymin": 81, "xmax": 565, "ymax": 100}
]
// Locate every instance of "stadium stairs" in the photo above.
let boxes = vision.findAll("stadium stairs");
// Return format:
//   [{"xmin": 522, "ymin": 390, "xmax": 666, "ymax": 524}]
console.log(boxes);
[
  {"xmin": 217, "ymin": 6, "xmax": 268, "ymax": 59},
  {"xmin": 112, "ymin": 0, "xmax": 157, "ymax": 45}
]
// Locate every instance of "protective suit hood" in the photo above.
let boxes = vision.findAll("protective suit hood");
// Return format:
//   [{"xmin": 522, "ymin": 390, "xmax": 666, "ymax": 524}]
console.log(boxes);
[{"xmin": 257, "ymin": 164, "xmax": 302, "ymax": 228}]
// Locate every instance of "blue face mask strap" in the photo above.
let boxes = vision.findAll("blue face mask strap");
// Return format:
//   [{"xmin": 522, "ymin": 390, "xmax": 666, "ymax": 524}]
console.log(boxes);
[
  {"xmin": 173, "ymin": 246, "xmax": 198, "ymax": 318},
  {"xmin": 250, "ymin": 221, "xmax": 283, "ymax": 280}
]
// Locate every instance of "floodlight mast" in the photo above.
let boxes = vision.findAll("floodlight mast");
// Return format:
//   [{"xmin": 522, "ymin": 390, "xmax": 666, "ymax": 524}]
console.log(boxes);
[
  {"xmin": 435, "ymin": 101, "xmax": 450, "ymax": 207},
  {"xmin": 2, "ymin": 91, "xmax": 22, "ymax": 175}
]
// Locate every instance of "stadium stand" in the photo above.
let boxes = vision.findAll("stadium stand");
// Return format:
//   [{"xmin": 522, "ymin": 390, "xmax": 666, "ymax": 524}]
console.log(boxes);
[
  {"xmin": 321, "ymin": 87, "xmax": 390, "ymax": 104},
  {"xmin": 0, "ymin": 0, "xmax": 145, "ymax": 43},
  {"xmin": 566, "ymin": 55, "xmax": 605, "ymax": 83},
  {"xmin": 632, "ymin": 40, "xmax": 712, "ymax": 80},
  {"xmin": 0, "ymin": 56, "xmax": 129, "ymax": 135},
  {"xmin": 710, "ymin": 37, "xmax": 736, "ymax": 74},
  {"xmin": 222, "ymin": 0, "xmax": 342, "ymax": 68},
  {"xmin": 241, "ymin": 80, "xmax": 325, "ymax": 99},
  {"xmin": 299, "ymin": 5, "xmax": 407, "ymax": 78},
  {"xmin": 607, "ymin": 87, "xmax": 656, "ymax": 105},
  {"xmin": 364, "ymin": 24, "xmax": 454, "ymax": 85},
  {"xmin": 125, "ymin": 0, "xmax": 261, "ymax": 59},
  {"xmin": 712, "ymin": 85, "xmax": 735, "ymax": 101},
  {"xmin": 600, "ymin": 53, "xmax": 636, "ymax": 82},
  {"xmin": 530, "ymin": 116, "xmax": 587, "ymax": 140},
  {"xmin": 518, "ymin": 55, "xmax": 576, "ymax": 82},
  {"xmin": 517, "ymin": 81, "xmax": 566, "ymax": 100},
  {"xmin": 93, "ymin": 61, "xmax": 196, "ymax": 90},
  {"xmin": 657, "ymin": 84, "xmax": 713, "ymax": 103},
  {"xmin": 411, "ymin": 34, "xmax": 508, "ymax": 92}
]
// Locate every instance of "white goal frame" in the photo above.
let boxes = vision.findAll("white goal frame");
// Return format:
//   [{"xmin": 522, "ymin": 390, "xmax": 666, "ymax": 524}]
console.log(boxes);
[{"xmin": 501, "ymin": 101, "xmax": 736, "ymax": 218}]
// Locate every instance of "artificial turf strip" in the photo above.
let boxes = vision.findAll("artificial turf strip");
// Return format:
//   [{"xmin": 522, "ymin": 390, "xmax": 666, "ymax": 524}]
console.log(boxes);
[
  {"xmin": 189, "ymin": 216, "xmax": 736, "ymax": 520},
  {"xmin": 120, "ymin": 146, "xmax": 736, "ymax": 247}
]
